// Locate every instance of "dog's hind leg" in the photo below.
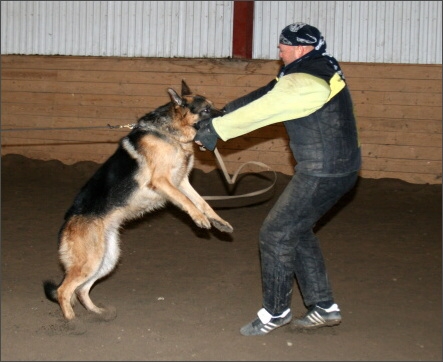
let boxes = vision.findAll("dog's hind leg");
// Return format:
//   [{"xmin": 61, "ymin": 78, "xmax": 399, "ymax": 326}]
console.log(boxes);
[
  {"xmin": 57, "ymin": 217, "xmax": 113, "ymax": 320},
  {"xmin": 75, "ymin": 225, "xmax": 120, "ymax": 320},
  {"xmin": 56, "ymin": 270, "xmax": 87, "ymax": 320},
  {"xmin": 57, "ymin": 263, "xmax": 105, "ymax": 320}
]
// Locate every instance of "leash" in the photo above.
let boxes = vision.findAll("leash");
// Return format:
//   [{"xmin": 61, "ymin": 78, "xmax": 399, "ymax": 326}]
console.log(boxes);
[
  {"xmin": 0, "ymin": 124, "xmax": 136, "ymax": 132},
  {"xmin": 201, "ymin": 147, "xmax": 277, "ymax": 201},
  {"xmin": 2, "ymin": 123, "xmax": 277, "ymax": 201}
]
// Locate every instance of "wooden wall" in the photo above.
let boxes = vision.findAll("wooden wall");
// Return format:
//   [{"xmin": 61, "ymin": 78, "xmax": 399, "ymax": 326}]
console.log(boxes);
[{"xmin": 1, "ymin": 55, "xmax": 441, "ymax": 184}]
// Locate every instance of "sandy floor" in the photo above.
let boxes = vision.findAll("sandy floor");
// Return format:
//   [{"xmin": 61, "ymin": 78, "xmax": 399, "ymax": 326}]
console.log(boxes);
[{"xmin": 1, "ymin": 153, "xmax": 441, "ymax": 361}]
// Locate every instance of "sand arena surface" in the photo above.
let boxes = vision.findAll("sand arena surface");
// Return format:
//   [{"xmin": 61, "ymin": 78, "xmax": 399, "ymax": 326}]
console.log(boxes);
[{"xmin": 1, "ymin": 154, "xmax": 441, "ymax": 361}]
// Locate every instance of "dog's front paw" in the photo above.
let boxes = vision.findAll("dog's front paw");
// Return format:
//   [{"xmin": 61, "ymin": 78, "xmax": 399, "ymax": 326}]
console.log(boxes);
[
  {"xmin": 194, "ymin": 215, "xmax": 212, "ymax": 229},
  {"xmin": 210, "ymin": 219, "xmax": 233, "ymax": 233}
]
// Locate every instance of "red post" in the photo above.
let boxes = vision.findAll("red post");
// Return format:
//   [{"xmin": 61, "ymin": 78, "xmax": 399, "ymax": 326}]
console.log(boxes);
[{"xmin": 232, "ymin": 1, "xmax": 254, "ymax": 59}]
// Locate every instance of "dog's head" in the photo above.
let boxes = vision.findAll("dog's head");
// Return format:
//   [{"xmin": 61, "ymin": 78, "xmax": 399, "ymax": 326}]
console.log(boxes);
[{"xmin": 167, "ymin": 81, "xmax": 224, "ymax": 126}]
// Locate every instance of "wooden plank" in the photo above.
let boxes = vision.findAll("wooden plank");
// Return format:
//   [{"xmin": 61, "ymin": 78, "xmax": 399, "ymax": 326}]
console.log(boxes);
[
  {"xmin": 1, "ymin": 79, "xmax": 248, "ymax": 105},
  {"xmin": 214, "ymin": 148, "xmax": 293, "ymax": 167},
  {"xmin": 223, "ymin": 137, "xmax": 290, "ymax": 152},
  {"xmin": 341, "ymin": 63, "xmax": 442, "ymax": 80},
  {"xmin": 1, "ymin": 69, "xmax": 58, "ymax": 80},
  {"xmin": 1, "ymin": 91, "xmax": 56, "ymax": 104},
  {"xmin": 351, "ymin": 90, "xmax": 442, "ymax": 107},
  {"xmin": 55, "ymin": 69, "xmax": 273, "ymax": 88},
  {"xmin": 0, "ymin": 94, "xmax": 232, "ymax": 116},
  {"xmin": 354, "ymin": 103, "xmax": 441, "ymax": 120},
  {"xmin": 360, "ymin": 131, "xmax": 442, "ymax": 147},
  {"xmin": 347, "ymin": 78, "xmax": 441, "ymax": 93},
  {"xmin": 1, "ymin": 114, "xmax": 135, "ymax": 129},
  {"xmin": 1, "ymin": 102, "xmax": 148, "ymax": 121},
  {"xmin": 1, "ymin": 55, "xmax": 281, "ymax": 75},
  {"xmin": 362, "ymin": 144, "xmax": 442, "ymax": 161},
  {"xmin": 382, "ymin": 92, "xmax": 442, "ymax": 107},
  {"xmin": 193, "ymin": 157, "xmax": 294, "ymax": 176},
  {"xmin": 1, "ymin": 91, "xmax": 167, "ymax": 108},
  {"xmin": 362, "ymin": 156, "xmax": 441, "ymax": 174},
  {"xmin": 0, "ymin": 129, "xmax": 123, "ymax": 144},
  {"xmin": 357, "ymin": 118, "xmax": 442, "ymax": 134},
  {"xmin": 1, "ymin": 79, "xmax": 181, "ymax": 96}
]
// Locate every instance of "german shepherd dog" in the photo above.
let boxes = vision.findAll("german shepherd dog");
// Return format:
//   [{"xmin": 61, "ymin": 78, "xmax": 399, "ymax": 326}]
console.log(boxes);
[{"xmin": 44, "ymin": 81, "xmax": 233, "ymax": 320}]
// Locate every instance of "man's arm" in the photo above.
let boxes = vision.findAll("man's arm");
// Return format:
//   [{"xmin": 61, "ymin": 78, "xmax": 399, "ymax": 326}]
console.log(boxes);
[
  {"xmin": 194, "ymin": 73, "xmax": 332, "ymax": 150},
  {"xmin": 214, "ymin": 73, "xmax": 330, "ymax": 141}
]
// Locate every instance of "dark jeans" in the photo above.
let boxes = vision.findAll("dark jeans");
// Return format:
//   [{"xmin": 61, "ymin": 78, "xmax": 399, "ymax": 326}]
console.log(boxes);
[{"xmin": 259, "ymin": 171, "xmax": 359, "ymax": 315}]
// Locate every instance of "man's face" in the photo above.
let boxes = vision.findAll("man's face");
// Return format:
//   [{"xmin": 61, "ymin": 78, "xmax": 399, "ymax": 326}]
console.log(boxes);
[
  {"xmin": 278, "ymin": 44, "xmax": 315, "ymax": 66},
  {"xmin": 278, "ymin": 43, "xmax": 299, "ymax": 66}
]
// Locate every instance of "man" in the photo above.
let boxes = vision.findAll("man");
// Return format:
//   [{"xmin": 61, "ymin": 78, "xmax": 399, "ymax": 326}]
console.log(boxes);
[{"xmin": 195, "ymin": 23, "xmax": 361, "ymax": 336}]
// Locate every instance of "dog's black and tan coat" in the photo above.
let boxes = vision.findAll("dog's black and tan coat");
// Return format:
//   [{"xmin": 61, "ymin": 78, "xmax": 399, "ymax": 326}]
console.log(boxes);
[{"xmin": 44, "ymin": 81, "xmax": 232, "ymax": 320}]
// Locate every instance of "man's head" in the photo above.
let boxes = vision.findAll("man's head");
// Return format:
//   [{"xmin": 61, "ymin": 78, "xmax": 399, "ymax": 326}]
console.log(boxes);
[
  {"xmin": 279, "ymin": 22, "xmax": 323, "ymax": 47},
  {"xmin": 278, "ymin": 22, "xmax": 324, "ymax": 66}
]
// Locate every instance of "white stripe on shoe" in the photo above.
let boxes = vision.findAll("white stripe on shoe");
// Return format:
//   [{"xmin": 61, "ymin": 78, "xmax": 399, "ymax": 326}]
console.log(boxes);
[
  {"xmin": 241, "ymin": 308, "xmax": 293, "ymax": 336},
  {"xmin": 260, "ymin": 322, "xmax": 279, "ymax": 333},
  {"xmin": 307, "ymin": 311, "xmax": 326, "ymax": 325}
]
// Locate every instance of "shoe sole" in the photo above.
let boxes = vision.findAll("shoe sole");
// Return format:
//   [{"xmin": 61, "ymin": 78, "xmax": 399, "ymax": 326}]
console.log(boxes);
[
  {"xmin": 240, "ymin": 316, "xmax": 292, "ymax": 336},
  {"xmin": 290, "ymin": 319, "xmax": 341, "ymax": 330}
]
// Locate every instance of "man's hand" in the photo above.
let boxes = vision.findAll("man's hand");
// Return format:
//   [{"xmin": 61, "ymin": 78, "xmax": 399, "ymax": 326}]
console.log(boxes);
[{"xmin": 194, "ymin": 118, "xmax": 220, "ymax": 151}]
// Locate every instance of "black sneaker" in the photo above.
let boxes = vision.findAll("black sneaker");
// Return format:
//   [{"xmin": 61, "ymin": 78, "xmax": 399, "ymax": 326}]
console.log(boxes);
[
  {"xmin": 240, "ymin": 308, "xmax": 292, "ymax": 336},
  {"xmin": 291, "ymin": 303, "xmax": 342, "ymax": 329},
  {"xmin": 291, "ymin": 304, "xmax": 341, "ymax": 329}
]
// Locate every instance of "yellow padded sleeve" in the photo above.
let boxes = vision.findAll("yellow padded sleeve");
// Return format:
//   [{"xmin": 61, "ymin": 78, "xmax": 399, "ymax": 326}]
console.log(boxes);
[{"xmin": 212, "ymin": 73, "xmax": 344, "ymax": 141}]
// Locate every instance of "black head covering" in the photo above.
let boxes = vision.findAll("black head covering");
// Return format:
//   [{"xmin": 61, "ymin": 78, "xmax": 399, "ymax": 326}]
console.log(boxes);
[
  {"xmin": 279, "ymin": 22, "xmax": 325, "ymax": 50},
  {"xmin": 279, "ymin": 22, "xmax": 345, "ymax": 80}
]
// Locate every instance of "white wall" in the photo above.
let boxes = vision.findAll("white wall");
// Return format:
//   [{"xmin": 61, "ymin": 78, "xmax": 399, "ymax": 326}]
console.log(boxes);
[
  {"xmin": 0, "ymin": 1, "xmax": 233, "ymax": 57},
  {"xmin": 253, "ymin": 1, "xmax": 442, "ymax": 64},
  {"xmin": 1, "ymin": 1, "xmax": 441, "ymax": 64}
]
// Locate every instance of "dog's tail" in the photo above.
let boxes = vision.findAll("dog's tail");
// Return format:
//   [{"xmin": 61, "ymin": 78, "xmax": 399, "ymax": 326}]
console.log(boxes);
[{"xmin": 43, "ymin": 280, "xmax": 59, "ymax": 303}]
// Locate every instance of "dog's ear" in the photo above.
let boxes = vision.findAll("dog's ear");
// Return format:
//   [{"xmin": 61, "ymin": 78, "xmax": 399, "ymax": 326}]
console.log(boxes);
[
  {"xmin": 168, "ymin": 88, "xmax": 183, "ymax": 106},
  {"xmin": 181, "ymin": 80, "xmax": 192, "ymax": 96}
]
